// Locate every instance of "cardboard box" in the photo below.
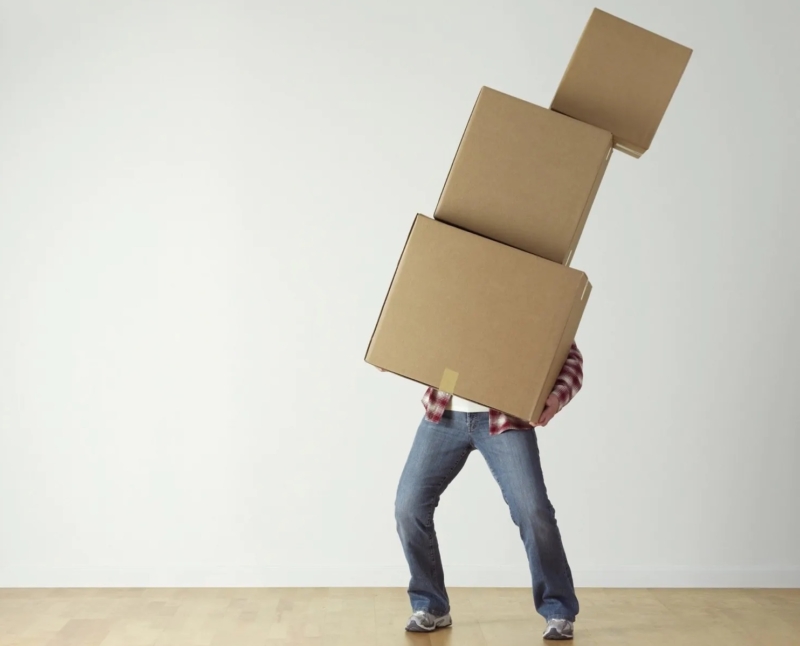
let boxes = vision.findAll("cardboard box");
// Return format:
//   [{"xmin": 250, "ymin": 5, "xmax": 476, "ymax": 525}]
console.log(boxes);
[
  {"xmin": 551, "ymin": 8, "xmax": 692, "ymax": 158},
  {"xmin": 434, "ymin": 87, "xmax": 612, "ymax": 265},
  {"xmin": 365, "ymin": 215, "xmax": 591, "ymax": 422}
]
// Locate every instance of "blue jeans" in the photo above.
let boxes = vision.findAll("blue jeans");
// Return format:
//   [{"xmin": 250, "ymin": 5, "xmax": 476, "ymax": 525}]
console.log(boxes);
[{"xmin": 395, "ymin": 411, "xmax": 579, "ymax": 621}]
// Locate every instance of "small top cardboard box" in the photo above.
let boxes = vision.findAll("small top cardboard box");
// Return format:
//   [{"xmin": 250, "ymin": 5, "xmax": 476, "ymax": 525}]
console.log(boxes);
[{"xmin": 551, "ymin": 8, "xmax": 692, "ymax": 158}]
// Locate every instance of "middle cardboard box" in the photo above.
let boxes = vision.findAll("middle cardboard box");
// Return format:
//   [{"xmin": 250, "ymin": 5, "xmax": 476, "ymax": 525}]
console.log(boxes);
[
  {"xmin": 435, "ymin": 86, "xmax": 612, "ymax": 265},
  {"xmin": 365, "ymin": 215, "xmax": 591, "ymax": 423}
]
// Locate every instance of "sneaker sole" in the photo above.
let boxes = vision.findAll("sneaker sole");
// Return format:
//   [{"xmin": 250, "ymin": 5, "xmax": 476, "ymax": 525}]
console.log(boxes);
[
  {"xmin": 542, "ymin": 626, "xmax": 573, "ymax": 640},
  {"xmin": 405, "ymin": 617, "xmax": 453, "ymax": 633}
]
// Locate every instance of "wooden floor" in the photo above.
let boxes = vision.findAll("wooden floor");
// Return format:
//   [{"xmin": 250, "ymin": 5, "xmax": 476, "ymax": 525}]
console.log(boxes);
[{"xmin": 0, "ymin": 587, "xmax": 798, "ymax": 646}]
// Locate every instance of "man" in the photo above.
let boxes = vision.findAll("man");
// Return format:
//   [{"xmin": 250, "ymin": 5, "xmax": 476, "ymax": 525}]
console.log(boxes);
[{"xmin": 390, "ymin": 342, "xmax": 583, "ymax": 641}]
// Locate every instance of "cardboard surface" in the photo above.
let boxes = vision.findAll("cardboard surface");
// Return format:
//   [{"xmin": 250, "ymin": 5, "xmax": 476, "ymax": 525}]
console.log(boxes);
[
  {"xmin": 365, "ymin": 215, "xmax": 591, "ymax": 421},
  {"xmin": 551, "ymin": 8, "xmax": 692, "ymax": 158},
  {"xmin": 434, "ymin": 87, "xmax": 612, "ymax": 265}
]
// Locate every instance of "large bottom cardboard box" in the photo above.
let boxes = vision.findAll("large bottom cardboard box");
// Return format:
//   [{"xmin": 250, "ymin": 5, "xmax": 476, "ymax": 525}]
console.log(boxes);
[{"xmin": 366, "ymin": 215, "xmax": 592, "ymax": 422}]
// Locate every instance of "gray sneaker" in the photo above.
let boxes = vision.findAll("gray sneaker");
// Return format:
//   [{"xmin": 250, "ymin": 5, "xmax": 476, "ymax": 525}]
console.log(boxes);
[
  {"xmin": 404, "ymin": 610, "xmax": 453, "ymax": 632},
  {"xmin": 543, "ymin": 618, "xmax": 574, "ymax": 640}
]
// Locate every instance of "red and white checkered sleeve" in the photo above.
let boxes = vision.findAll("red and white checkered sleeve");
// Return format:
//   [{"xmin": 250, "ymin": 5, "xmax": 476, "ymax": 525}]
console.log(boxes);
[{"xmin": 550, "ymin": 342, "xmax": 583, "ymax": 411}]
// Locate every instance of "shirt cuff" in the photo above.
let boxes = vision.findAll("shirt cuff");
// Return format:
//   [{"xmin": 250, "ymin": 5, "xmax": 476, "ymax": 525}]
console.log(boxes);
[{"xmin": 551, "ymin": 383, "xmax": 571, "ymax": 411}]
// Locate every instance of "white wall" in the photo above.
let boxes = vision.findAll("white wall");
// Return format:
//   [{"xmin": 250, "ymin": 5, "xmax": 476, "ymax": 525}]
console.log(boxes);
[{"xmin": 1, "ymin": 0, "xmax": 798, "ymax": 588}]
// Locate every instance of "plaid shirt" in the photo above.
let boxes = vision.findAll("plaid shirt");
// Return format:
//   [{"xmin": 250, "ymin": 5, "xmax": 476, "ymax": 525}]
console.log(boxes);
[{"xmin": 422, "ymin": 342, "xmax": 584, "ymax": 435}]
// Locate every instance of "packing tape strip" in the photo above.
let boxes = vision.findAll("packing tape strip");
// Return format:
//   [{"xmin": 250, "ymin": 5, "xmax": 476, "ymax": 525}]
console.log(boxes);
[
  {"xmin": 615, "ymin": 143, "xmax": 640, "ymax": 157},
  {"xmin": 439, "ymin": 368, "xmax": 459, "ymax": 395}
]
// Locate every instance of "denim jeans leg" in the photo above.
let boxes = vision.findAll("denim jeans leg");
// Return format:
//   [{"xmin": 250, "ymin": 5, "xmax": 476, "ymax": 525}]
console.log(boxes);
[
  {"xmin": 395, "ymin": 412, "xmax": 472, "ymax": 616},
  {"xmin": 473, "ymin": 418, "xmax": 579, "ymax": 622}
]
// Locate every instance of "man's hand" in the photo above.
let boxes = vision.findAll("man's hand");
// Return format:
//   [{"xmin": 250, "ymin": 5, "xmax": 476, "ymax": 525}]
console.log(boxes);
[
  {"xmin": 376, "ymin": 367, "xmax": 385, "ymax": 372},
  {"xmin": 532, "ymin": 394, "xmax": 561, "ymax": 427}
]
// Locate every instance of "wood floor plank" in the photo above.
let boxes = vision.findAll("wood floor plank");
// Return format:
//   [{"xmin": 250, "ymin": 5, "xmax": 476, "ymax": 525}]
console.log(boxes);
[{"xmin": 0, "ymin": 587, "xmax": 796, "ymax": 645}]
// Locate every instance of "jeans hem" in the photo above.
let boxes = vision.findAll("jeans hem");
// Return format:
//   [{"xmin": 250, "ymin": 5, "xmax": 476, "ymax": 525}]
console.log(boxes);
[{"xmin": 412, "ymin": 605, "xmax": 450, "ymax": 617}]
